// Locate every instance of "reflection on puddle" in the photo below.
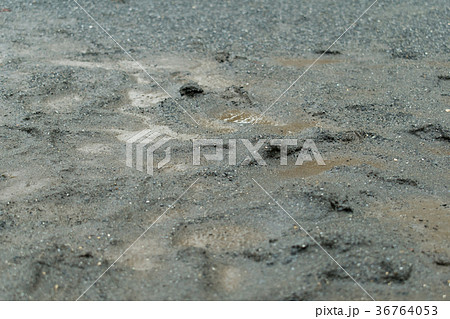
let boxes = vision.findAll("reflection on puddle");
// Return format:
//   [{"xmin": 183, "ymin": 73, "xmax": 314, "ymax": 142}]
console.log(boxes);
[
  {"xmin": 218, "ymin": 109, "xmax": 316, "ymax": 134},
  {"xmin": 219, "ymin": 110, "xmax": 273, "ymax": 125}
]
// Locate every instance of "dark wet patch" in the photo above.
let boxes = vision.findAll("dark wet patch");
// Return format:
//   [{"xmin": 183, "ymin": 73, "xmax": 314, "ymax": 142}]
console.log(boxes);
[
  {"xmin": 380, "ymin": 260, "xmax": 413, "ymax": 283},
  {"xmin": 290, "ymin": 242, "xmax": 309, "ymax": 255},
  {"xmin": 409, "ymin": 124, "xmax": 450, "ymax": 142},
  {"xmin": 315, "ymin": 129, "xmax": 375, "ymax": 143},
  {"xmin": 328, "ymin": 196, "xmax": 353, "ymax": 213},
  {"xmin": 366, "ymin": 171, "xmax": 419, "ymax": 188},
  {"xmin": 284, "ymin": 291, "xmax": 314, "ymax": 301},
  {"xmin": 437, "ymin": 75, "xmax": 450, "ymax": 81},
  {"xmin": 314, "ymin": 49, "xmax": 341, "ymax": 55},
  {"xmin": 243, "ymin": 249, "xmax": 274, "ymax": 263},
  {"xmin": 391, "ymin": 49, "xmax": 418, "ymax": 60},
  {"xmin": 179, "ymin": 82, "xmax": 204, "ymax": 97},
  {"xmin": 215, "ymin": 51, "xmax": 231, "ymax": 63},
  {"xmin": 221, "ymin": 85, "xmax": 252, "ymax": 105},
  {"xmin": 433, "ymin": 254, "xmax": 450, "ymax": 266}
]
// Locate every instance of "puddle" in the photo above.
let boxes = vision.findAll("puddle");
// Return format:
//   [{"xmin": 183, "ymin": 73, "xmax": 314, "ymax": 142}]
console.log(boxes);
[
  {"xmin": 77, "ymin": 143, "xmax": 112, "ymax": 155},
  {"xmin": 172, "ymin": 223, "xmax": 266, "ymax": 253},
  {"xmin": 53, "ymin": 55, "xmax": 233, "ymax": 90},
  {"xmin": 219, "ymin": 110, "xmax": 274, "ymax": 125},
  {"xmin": 279, "ymin": 158, "xmax": 382, "ymax": 178},
  {"xmin": 370, "ymin": 197, "xmax": 449, "ymax": 254},
  {"xmin": 267, "ymin": 121, "xmax": 317, "ymax": 135},
  {"xmin": 114, "ymin": 236, "xmax": 167, "ymax": 272},
  {"xmin": 198, "ymin": 118, "xmax": 237, "ymax": 133},
  {"xmin": 128, "ymin": 89, "xmax": 167, "ymax": 107},
  {"xmin": 114, "ymin": 125, "xmax": 196, "ymax": 142},
  {"xmin": 43, "ymin": 94, "xmax": 82, "ymax": 113},
  {"xmin": 421, "ymin": 144, "xmax": 450, "ymax": 156},
  {"xmin": 51, "ymin": 59, "xmax": 120, "ymax": 70},
  {"xmin": 276, "ymin": 57, "xmax": 342, "ymax": 68},
  {"xmin": 218, "ymin": 109, "xmax": 316, "ymax": 134},
  {"xmin": 0, "ymin": 171, "xmax": 53, "ymax": 201},
  {"xmin": 217, "ymin": 265, "xmax": 243, "ymax": 292}
]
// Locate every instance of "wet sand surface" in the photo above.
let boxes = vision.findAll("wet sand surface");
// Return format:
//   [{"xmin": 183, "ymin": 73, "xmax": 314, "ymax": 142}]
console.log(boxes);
[{"xmin": 0, "ymin": 0, "xmax": 449, "ymax": 300}]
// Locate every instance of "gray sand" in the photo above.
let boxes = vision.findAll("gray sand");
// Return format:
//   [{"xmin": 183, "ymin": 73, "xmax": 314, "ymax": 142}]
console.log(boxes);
[{"xmin": 0, "ymin": 0, "xmax": 448, "ymax": 300}]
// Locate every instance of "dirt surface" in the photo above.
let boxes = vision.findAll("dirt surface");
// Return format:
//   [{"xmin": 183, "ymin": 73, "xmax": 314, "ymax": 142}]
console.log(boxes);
[{"xmin": 0, "ymin": 0, "xmax": 449, "ymax": 300}]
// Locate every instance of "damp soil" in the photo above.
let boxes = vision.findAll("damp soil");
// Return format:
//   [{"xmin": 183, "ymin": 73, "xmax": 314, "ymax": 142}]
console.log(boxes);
[{"xmin": 0, "ymin": 0, "xmax": 449, "ymax": 300}]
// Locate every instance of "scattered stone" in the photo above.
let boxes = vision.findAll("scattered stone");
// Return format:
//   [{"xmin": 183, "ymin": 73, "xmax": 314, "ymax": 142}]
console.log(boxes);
[
  {"xmin": 215, "ymin": 51, "xmax": 231, "ymax": 63},
  {"xmin": 391, "ymin": 49, "xmax": 418, "ymax": 60},
  {"xmin": 290, "ymin": 243, "xmax": 309, "ymax": 255},
  {"xmin": 243, "ymin": 249, "xmax": 272, "ymax": 262},
  {"xmin": 409, "ymin": 124, "xmax": 450, "ymax": 142},
  {"xmin": 381, "ymin": 260, "xmax": 413, "ymax": 282},
  {"xmin": 284, "ymin": 291, "xmax": 312, "ymax": 301},
  {"xmin": 329, "ymin": 196, "xmax": 353, "ymax": 213},
  {"xmin": 434, "ymin": 254, "xmax": 450, "ymax": 266},
  {"xmin": 221, "ymin": 85, "xmax": 252, "ymax": 105}
]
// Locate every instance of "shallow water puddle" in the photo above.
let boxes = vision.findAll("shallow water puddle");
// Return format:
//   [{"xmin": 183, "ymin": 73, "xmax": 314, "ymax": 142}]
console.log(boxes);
[
  {"xmin": 279, "ymin": 157, "xmax": 382, "ymax": 178},
  {"xmin": 172, "ymin": 223, "xmax": 266, "ymax": 253},
  {"xmin": 114, "ymin": 125, "xmax": 196, "ymax": 142},
  {"xmin": 372, "ymin": 197, "xmax": 449, "ymax": 251},
  {"xmin": 198, "ymin": 118, "xmax": 237, "ymax": 133},
  {"xmin": 0, "ymin": 171, "xmax": 53, "ymax": 201},
  {"xmin": 217, "ymin": 265, "xmax": 244, "ymax": 292},
  {"xmin": 278, "ymin": 161, "xmax": 331, "ymax": 178},
  {"xmin": 276, "ymin": 57, "xmax": 342, "ymax": 68},
  {"xmin": 267, "ymin": 121, "xmax": 317, "ymax": 135},
  {"xmin": 116, "ymin": 237, "xmax": 168, "ymax": 272},
  {"xmin": 43, "ymin": 93, "xmax": 82, "ymax": 113},
  {"xmin": 219, "ymin": 110, "xmax": 274, "ymax": 125},
  {"xmin": 218, "ymin": 109, "xmax": 316, "ymax": 134},
  {"xmin": 128, "ymin": 89, "xmax": 167, "ymax": 107}
]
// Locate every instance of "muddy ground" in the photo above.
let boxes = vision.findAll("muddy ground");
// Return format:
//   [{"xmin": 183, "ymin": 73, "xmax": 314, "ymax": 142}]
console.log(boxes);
[{"xmin": 0, "ymin": 0, "xmax": 449, "ymax": 300}]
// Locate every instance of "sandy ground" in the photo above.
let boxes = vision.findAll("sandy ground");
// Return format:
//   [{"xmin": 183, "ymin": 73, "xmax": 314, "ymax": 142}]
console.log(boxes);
[{"xmin": 0, "ymin": 0, "xmax": 449, "ymax": 300}]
